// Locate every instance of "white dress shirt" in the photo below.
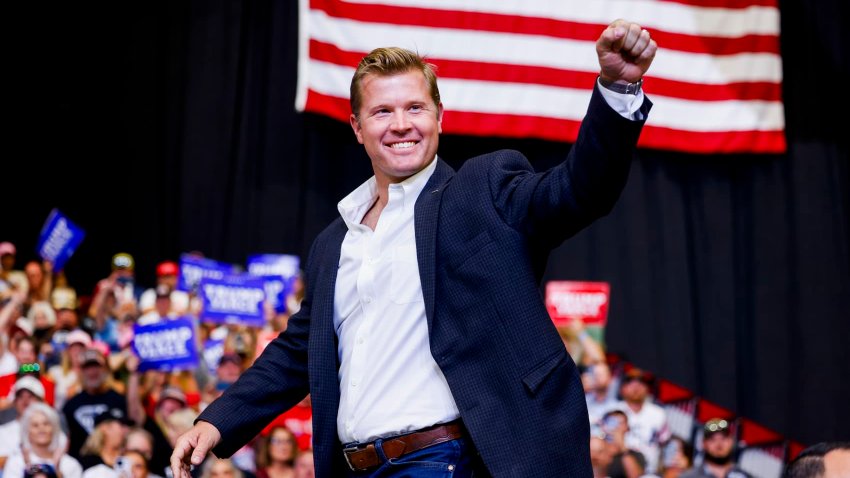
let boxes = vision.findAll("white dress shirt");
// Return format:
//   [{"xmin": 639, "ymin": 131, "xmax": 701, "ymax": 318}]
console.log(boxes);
[
  {"xmin": 333, "ymin": 86, "xmax": 642, "ymax": 445},
  {"xmin": 335, "ymin": 159, "xmax": 458, "ymax": 445}
]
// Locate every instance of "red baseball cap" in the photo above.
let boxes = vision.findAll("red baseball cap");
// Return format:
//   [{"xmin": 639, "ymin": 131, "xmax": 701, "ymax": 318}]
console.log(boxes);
[{"xmin": 156, "ymin": 261, "xmax": 179, "ymax": 277}]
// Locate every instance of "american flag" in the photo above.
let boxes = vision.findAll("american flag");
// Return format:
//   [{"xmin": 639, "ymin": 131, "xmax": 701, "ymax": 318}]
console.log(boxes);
[{"xmin": 296, "ymin": 0, "xmax": 785, "ymax": 154}]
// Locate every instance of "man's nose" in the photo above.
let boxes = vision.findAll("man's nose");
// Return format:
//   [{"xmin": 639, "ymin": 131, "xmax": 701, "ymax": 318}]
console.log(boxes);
[{"xmin": 390, "ymin": 110, "xmax": 411, "ymax": 131}]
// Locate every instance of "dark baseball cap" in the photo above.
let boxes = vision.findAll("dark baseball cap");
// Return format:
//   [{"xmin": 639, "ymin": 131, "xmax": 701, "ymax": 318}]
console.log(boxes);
[{"xmin": 93, "ymin": 407, "xmax": 134, "ymax": 427}]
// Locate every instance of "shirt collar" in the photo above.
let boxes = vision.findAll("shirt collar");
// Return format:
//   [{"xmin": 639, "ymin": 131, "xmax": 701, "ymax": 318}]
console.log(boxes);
[{"xmin": 338, "ymin": 157, "xmax": 439, "ymax": 230}]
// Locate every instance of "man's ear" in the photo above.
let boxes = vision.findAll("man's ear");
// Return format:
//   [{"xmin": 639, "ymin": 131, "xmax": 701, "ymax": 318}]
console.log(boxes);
[
  {"xmin": 350, "ymin": 114, "xmax": 364, "ymax": 144},
  {"xmin": 437, "ymin": 103, "xmax": 444, "ymax": 134}
]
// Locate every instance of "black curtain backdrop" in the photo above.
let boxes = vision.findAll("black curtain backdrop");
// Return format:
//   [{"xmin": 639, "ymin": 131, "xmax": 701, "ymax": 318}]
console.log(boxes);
[{"xmin": 5, "ymin": 1, "xmax": 848, "ymax": 446}]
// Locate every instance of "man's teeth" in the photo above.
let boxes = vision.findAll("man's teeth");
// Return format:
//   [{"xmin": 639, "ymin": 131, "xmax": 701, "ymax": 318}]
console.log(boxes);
[{"xmin": 390, "ymin": 141, "xmax": 416, "ymax": 149}]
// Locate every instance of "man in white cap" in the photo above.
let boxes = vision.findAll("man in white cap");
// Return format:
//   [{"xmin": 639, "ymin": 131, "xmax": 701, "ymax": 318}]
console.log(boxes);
[{"xmin": 0, "ymin": 374, "xmax": 46, "ymax": 468}]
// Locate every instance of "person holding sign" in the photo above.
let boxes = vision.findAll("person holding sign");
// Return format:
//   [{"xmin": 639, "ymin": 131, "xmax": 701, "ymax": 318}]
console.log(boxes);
[{"xmin": 173, "ymin": 19, "xmax": 657, "ymax": 477}]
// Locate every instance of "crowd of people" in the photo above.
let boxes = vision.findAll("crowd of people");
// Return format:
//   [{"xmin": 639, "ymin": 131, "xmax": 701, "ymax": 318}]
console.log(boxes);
[
  {"xmin": 0, "ymin": 242, "xmax": 313, "ymax": 478},
  {"xmin": 2, "ymin": 237, "xmax": 846, "ymax": 478}
]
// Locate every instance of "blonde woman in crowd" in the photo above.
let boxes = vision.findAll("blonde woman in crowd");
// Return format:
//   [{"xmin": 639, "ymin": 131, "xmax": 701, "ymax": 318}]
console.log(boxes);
[
  {"xmin": 78, "ymin": 409, "xmax": 132, "ymax": 470},
  {"xmin": 26, "ymin": 301, "xmax": 56, "ymax": 342},
  {"xmin": 47, "ymin": 329, "xmax": 91, "ymax": 409},
  {"xmin": 2, "ymin": 402, "xmax": 82, "ymax": 478}
]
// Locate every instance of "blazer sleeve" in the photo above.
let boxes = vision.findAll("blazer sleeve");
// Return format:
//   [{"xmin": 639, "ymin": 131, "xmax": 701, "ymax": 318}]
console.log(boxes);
[{"xmin": 488, "ymin": 85, "xmax": 652, "ymax": 246}]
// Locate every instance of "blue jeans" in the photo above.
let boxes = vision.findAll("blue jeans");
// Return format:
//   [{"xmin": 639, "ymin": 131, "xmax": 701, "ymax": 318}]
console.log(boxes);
[{"xmin": 344, "ymin": 436, "xmax": 489, "ymax": 478}]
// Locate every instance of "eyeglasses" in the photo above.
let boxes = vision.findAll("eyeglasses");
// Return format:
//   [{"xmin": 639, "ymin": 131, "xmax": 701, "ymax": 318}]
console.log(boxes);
[{"xmin": 270, "ymin": 436, "xmax": 294, "ymax": 445}]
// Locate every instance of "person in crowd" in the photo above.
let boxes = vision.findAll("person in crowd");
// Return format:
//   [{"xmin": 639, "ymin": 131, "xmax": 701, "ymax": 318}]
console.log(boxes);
[
  {"xmin": 136, "ymin": 285, "xmax": 175, "ymax": 326},
  {"xmin": 81, "ymin": 449, "xmax": 151, "ymax": 478},
  {"xmin": 0, "ymin": 292, "xmax": 27, "ymax": 376},
  {"xmin": 62, "ymin": 349, "xmax": 128, "ymax": 460},
  {"xmin": 607, "ymin": 449, "xmax": 653, "ymax": 478},
  {"xmin": 25, "ymin": 302, "xmax": 56, "ymax": 347},
  {"xmin": 255, "ymin": 426, "xmax": 299, "ymax": 478},
  {"xmin": 591, "ymin": 434, "xmax": 616, "ymax": 478},
  {"xmin": 47, "ymin": 329, "xmax": 91, "ymax": 410},
  {"xmin": 0, "ymin": 336, "xmax": 55, "ymax": 410},
  {"xmin": 200, "ymin": 459, "xmax": 243, "ymax": 478},
  {"xmin": 86, "ymin": 253, "xmax": 143, "ymax": 353},
  {"xmin": 584, "ymin": 352, "xmax": 617, "ymax": 426},
  {"xmin": 49, "ymin": 287, "xmax": 82, "ymax": 346},
  {"xmin": 292, "ymin": 451, "xmax": 313, "ymax": 478},
  {"xmin": 173, "ymin": 19, "xmax": 657, "ymax": 478},
  {"xmin": 616, "ymin": 367, "xmax": 671, "ymax": 474},
  {"xmin": 132, "ymin": 382, "xmax": 185, "ymax": 478},
  {"xmin": 0, "ymin": 242, "xmax": 28, "ymax": 300},
  {"xmin": 600, "ymin": 409, "xmax": 631, "ymax": 454},
  {"xmin": 119, "ymin": 450, "xmax": 154, "ymax": 478},
  {"xmin": 138, "ymin": 261, "xmax": 189, "ymax": 319},
  {"xmin": 681, "ymin": 419, "xmax": 751, "ymax": 478},
  {"xmin": 124, "ymin": 428, "xmax": 153, "ymax": 465},
  {"xmin": 2, "ymin": 402, "xmax": 83, "ymax": 478},
  {"xmin": 78, "ymin": 408, "xmax": 134, "ymax": 469},
  {"xmin": 783, "ymin": 442, "xmax": 850, "ymax": 478},
  {"xmin": 0, "ymin": 376, "xmax": 47, "ymax": 469},
  {"xmin": 23, "ymin": 261, "xmax": 53, "ymax": 310},
  {"xmin": 659, "ymin": 437, "xmax": 693, "ymax": 478},
  {"xmin": 261, "ymin": 395, "xmax": 313, "ymax": 452}
]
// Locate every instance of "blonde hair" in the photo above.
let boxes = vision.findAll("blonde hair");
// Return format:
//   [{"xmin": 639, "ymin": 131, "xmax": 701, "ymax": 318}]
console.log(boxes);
[
  {"xmin": 349, "ymin": 47, "xmax": 440, "ymax": 119},
  {"xmin": 27, "ymin": 300, "xmax": 57, "ymax": 328},
  {"xmin": 20, "ymin": 402, "xmax": 65, "ymax": 452}
]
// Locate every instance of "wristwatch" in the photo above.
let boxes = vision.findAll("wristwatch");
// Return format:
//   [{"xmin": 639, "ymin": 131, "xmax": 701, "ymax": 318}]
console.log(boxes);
[{"xmin": 598, "ymin": 76, "xmax": 643, "ymax": 95}]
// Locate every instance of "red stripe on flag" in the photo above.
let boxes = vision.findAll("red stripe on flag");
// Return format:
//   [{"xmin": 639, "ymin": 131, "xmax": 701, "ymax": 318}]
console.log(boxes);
[
  {"xmin": 311, "ymin": 0, "xmax": 779, "ymax": 55},
  {"xmin": 656, "ymin": 0, "xmax": 778, "ymax": 8},
  {"xmin": 310, "ymin": 40, "xmax": 782, "ymax": 102},
  {"xmin": 303, "ymin": 89, "xmax": 786, "ymax": 154},
  {"xmin": 639, "ymin": 125, "xmax": 786, "ymax": 154}
]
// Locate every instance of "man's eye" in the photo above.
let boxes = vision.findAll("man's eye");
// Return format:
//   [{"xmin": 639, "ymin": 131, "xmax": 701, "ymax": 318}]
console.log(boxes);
[{"xmin": 410, "ymin": 105, "xmax": 422, "ymax": 112}]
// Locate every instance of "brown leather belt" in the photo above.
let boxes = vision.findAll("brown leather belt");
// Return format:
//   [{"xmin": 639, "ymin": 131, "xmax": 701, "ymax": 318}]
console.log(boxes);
[{"xmin": 343, "ymin": 420, "xmax": 465, "ymax": 472}]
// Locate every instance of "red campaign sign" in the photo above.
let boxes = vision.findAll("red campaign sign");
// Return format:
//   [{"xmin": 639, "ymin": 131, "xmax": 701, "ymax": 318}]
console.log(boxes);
[{"xmin": 545, "ymin": 281, "xmax": 610, "ymax": 326}]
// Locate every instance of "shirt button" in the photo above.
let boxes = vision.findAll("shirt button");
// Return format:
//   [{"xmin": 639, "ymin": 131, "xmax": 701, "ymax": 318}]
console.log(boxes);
[
  {"xmin": 364, "ymin": 296, "xmax": 372, "ymax": 304},
  {"xmin": 351, "ymin": 381, "xmax": 358, "ymax": 387},
  {"xmin": 358, "ymin": 337, "xmax": 364, "ymax": 344}
]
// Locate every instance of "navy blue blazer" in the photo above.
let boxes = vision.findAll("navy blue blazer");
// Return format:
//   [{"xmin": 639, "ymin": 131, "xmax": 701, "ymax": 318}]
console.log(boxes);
[{"xmin": 199, "ymin": 86, "xmax": 651, "ymax": 477}]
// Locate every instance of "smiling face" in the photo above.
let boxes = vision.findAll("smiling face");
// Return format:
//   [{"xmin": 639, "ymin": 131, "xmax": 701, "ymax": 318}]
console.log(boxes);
[
  {"xmin": 350, "ymin": 69, "xmax": 443, "ymax": 189},
  {"xmin": 28, "ymin": 411, "xmax": 54, "ymax": 448}
]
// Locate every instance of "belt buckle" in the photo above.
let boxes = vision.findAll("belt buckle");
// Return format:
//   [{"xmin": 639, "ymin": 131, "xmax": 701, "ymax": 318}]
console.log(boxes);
[{"xmin": 343, "ymin": 445, "xmax": 362, "ymax": 471}]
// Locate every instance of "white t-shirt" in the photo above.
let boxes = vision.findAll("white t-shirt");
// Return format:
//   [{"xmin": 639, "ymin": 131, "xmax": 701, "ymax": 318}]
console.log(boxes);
[
  {"xmin": 0, "ymin": 419, "xmax": 21, "ymax": 458},
  {"xmin": 2, "ymin": 449, "xmax": 83, "ymax": 478}
]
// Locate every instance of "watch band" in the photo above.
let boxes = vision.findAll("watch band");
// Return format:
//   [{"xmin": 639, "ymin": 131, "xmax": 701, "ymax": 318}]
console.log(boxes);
[{"xmin": 598, "ymin": 76, "xmax": 643, "ymax": 95}]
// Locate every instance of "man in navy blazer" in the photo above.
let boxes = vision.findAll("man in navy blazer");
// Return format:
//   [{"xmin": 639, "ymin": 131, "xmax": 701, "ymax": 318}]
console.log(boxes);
[{"xmin": 173, "ymin": 18, "xmax": 657, "ymax": 478}]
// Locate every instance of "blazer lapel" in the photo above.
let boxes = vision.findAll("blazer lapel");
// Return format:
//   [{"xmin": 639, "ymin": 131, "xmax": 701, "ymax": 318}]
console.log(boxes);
[{"xmin": 414, "ymin": 159, "xmax": 454, "ymax": 328}]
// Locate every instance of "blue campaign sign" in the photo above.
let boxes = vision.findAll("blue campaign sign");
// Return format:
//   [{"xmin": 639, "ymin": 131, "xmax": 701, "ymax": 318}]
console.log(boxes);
[
  {"xmin": 247, "ymin": 254, "xmax": 300, "ymax": 313},
  {"xmin": 177, "ymin": 254, "xmax": 235, "ymax": 292},
  {"xmin": 199, "ymin": 273, "xmax": 266, "ymax": 327},
  {"xmin": 202, "ymin": 338, "xmax": 225, "ymax": 373},
  {"xmin": 132, "ymin": 318, "xmax": 198, "ymax": 372},
  {"xmin": 36, "ymin": 209, "xmax": 85, "ymax": 271}
]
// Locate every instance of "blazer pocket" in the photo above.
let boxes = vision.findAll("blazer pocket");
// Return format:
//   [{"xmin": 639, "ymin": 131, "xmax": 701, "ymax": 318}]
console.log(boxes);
[{"xmin": 522, "ymin": 350, "xmax": 567, "ymax": 395}]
